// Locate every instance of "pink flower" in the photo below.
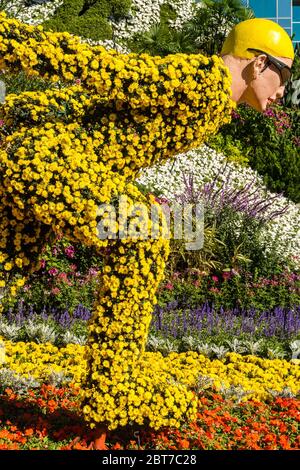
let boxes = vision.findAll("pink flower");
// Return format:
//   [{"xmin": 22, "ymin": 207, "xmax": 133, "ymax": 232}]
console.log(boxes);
[
  {"xmin": 212, "ymin": 276, "xmax": 219, "ymax": 282},
  {"xmin": 222, "ymin": 272, "xmax": 231, "ymax": 281},
  {"xmin": 57, "ymin": 272, "xmax": 72, "ymax": 286},
  {"xmin": 65, "ymin": 246, "xmax": 75, "ymax": 258},
  {"xmin": 58, "ymin": 272, "xmax": 68, "ymax": 281},
  {"xmin": 293, "ymin": 137, "xmax": 300, "ymax": 147},
  {"xmin": 48, "ymin": 267, "xmax": 58, "ymax": 276},
  {"xmin": 209, "ymin": 287, "xmax": 220, "ymax": 293},
  {"xmin": 155, "ymin": 196, "xmax": 169, "ymax": 205},
  {"xmin": 51, "ymin": 287, "xmax": 60, "ymax": 295},
  {"xmin": 0, "ymin": 119, "xmax": 4, "ymax": 127},
  {"xmin": 172, "ymin": 272, "xmax": 181, "ymax": 280},
  {"xmin": 40, "ymin": 259, "xmax": 46, "ymax": 269},
  {"xmin": 89, "ymin": 268, "xmax": 99, "ymax": 276},
  {"xmin": 165, "ymin": 282, "xmax": 174, "ymax": 290},
  {"xmin": 231, "ymin": 269, "xmax": 240, "ymax": 277},
  {"xmin": 231, "ymin": 110, "xmax": 241, "ymax": 120},
  {"xmin": 193, "ymin": 280, "xmax": 200, "ymax": 287}
]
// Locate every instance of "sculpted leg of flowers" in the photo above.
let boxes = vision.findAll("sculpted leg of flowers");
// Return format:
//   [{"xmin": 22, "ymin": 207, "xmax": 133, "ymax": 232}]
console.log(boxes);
[{"xmin": 80, "ymin": 185, "xmax": 197, "ymax": 431}]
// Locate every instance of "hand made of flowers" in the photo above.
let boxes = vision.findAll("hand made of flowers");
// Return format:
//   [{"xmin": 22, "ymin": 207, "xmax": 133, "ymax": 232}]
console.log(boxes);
[{"xmin": 0, "ymin": 12, "xmax": 234, "ymax": 430}]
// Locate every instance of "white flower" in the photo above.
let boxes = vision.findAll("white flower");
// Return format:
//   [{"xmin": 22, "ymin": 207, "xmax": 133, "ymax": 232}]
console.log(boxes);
[
  {"xmin": 111, "ymin": 0, "xmax": 202, "ymax": 40},
  {"xmin": 4, "ymin": 0, "xmax": 64, "ymax": 25},
  {"xmin": 4, "ymin": 1, "xmax": 203, "ymax": 52}
]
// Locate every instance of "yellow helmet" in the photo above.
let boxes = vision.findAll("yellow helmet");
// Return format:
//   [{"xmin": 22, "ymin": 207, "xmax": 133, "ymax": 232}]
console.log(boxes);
[{"xmin": 221, "ymin": 18, "xmax": 294, "ymax": 60}]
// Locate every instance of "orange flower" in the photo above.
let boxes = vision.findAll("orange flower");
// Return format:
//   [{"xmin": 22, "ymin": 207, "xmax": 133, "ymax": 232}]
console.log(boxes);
[
  {"xmin": 178, "ymin": 439, "xmax": 190, "ymax": 449},
  {"xmin": 112, "ymin": 442, "xmax": 123, "ymax": 450},
  {"xmin": 0, "ymin": 429, "xmax": 11, "ymax": 439},
  {"xmin": 279, "ymin": 435, "xmax": 291, "ymax": 450}
]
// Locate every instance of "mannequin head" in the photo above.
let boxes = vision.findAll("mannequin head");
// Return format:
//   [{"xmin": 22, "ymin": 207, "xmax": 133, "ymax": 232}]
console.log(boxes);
[{"xmin": 221, "ymin": 19, "xmax": 294, "ymax": 112}]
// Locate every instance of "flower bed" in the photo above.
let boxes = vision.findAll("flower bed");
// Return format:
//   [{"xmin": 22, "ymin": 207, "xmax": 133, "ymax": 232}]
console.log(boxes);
[
  {"xmin": 0, "ymin": 385, "xmax": 299, "ymax": 450},
  {"xmin": 1, "ymin": 339, "xmax": 300, "ymax": 401},
  {"xmin": 0, "ymin": 4, "xmax": 299, "ymax": 450},
  {"xmin": 137, "ymin": 145, "xmax": 300, "ymax": 261}
]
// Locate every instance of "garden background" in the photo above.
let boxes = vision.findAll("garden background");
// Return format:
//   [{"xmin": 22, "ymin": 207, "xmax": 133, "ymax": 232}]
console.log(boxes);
[{"xmin": 0, "ymin": 0, "xmax": 299, "ymax": 450}]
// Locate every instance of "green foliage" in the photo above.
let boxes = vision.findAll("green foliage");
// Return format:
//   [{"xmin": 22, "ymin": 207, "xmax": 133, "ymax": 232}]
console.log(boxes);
[
  {"xmin": 179, "ymin": 0, "xmax": 253, "ymax": 56},
  {"xmin": 284, "ymin": 44, "xmax": 300, "ymax": 108},
  {"xmin": 127, "ymin": 1, "xmax": 197, "ymax": 57},
  {"xmin": 160, "ymin": 2, "xmax": 177, "ymax": 24},
  {"xmin": 157, "ymin": 267, "xmax": 300, "ymax": 313},
  {"xmin": 2, "ymin": 70, "xmax": 59, "ymax": 95},
  {"xmin": 207, "ymin": 133, "xmax": 250, "ymax": 166},
  {"xmin": 42, "ymin": 0, "xmax": 132, "ymax": 42},
  {"xmin": 1, "ymin": 236, "xmax": 102, "ymax": 314},
  {"xmin": 166, "ymin": 205, "xmax": 285, "ymax": 283},
  {"xmin": 214, "ymin": 105, "xmax": 300, "ymax": 203},
  {"xmin": 128, "ymin": 24, "xmax": 196, "ymax": 56},
  {"xmin": 129, "ymin": 0, "xmax": 253, "ymax": 57}
]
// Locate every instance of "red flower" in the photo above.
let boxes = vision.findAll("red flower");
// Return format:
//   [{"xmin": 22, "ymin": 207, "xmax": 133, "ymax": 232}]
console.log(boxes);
[
  {"xmin": 165, "ymin": 282, "xmax": 174, "ymax": 290},
  {"xmin": 51, "ymin": 287, "xmax": 60, "ymax": 295}
]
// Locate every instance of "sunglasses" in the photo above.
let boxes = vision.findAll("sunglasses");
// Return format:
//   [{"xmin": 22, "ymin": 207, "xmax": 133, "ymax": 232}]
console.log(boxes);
[{"xmin": 247, "ymin": 48, "xmax": 292, "ymax": 85}]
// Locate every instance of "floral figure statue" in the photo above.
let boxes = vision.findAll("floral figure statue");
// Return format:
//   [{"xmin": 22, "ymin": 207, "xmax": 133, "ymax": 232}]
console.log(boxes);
[{"xmin": 0, "ymin": 13, "xmax": 294, "ymax": 448}]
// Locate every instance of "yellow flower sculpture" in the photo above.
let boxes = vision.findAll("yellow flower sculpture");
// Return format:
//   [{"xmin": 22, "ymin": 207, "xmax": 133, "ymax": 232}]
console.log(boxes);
[{"xmin": 0, "ymin": 12, "xmax": 234, "ymax": 431}]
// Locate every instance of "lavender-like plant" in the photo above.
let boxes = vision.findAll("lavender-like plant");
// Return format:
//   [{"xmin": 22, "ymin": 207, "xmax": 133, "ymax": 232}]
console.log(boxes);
[
  {"xmin": 177, "ymin": 168, "xmax": 289, "ymax": 223},
  {"xmin": 151, "ymin": 302, "xmax": 300, "ymax": 339}
]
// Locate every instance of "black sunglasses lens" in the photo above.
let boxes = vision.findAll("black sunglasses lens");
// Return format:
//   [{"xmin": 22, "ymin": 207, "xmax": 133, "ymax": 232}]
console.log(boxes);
[{"xmin": 281, "ymin": 67, "xmax": 291, "ymax": 84}]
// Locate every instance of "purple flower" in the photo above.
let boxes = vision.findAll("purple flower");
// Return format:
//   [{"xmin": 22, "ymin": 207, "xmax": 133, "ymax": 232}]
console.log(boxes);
[
  {"xmin": 293, "ymin": 137, "xmax": 300, "ymax": 147},
  {"xmin": 231, "ymin": 110, "xmax": 241, "ymax": 120},
  {"xmin": 88, "ymin": 267, "xmax": 99, "ymax": 276},
  {"xmin": 222, "ymin": 271, "xmax": 232, "ymax": 281},
  {"xmin": 151, "ymin": 301, "xmax": 300, "ymax": 339},
  {"xmin": 65, "ymin": 245, "xmax": 75, "ymax": 258},
  {"xmin": 264, "ymin": 108, "xmax": 275, "ymax": 118},
  {"xmin": 176, "ymin": 171, "xmax": 289, "ymax": 223},
  {"xmin": 48, "ymin": 267, "xmax": 59, "ymax": 276}
]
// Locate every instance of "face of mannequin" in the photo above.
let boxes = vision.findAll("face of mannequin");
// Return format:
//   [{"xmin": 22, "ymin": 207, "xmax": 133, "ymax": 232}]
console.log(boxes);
[{"xmin": 239, "ymin": 55, "xmax": 293, "ymax": 112}]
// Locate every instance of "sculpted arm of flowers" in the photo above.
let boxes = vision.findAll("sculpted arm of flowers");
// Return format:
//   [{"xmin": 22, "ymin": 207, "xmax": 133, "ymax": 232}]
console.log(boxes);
[
  {"xmin": 0, "ymin": 14, "xmax": 294, "ymax": 120},
  {"xmin": 0, "ymin": 12, "xmax": 234, "ymax": 155},
  {"xmin": 0, "ymin": 11, "xmax": 235, "ymax": 176},
  {"xmin": 0, "ymin": 13, "xmax": 230, "ymax": 104}
]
